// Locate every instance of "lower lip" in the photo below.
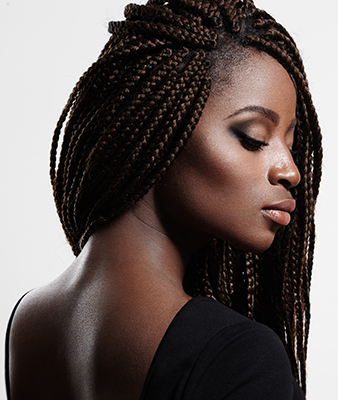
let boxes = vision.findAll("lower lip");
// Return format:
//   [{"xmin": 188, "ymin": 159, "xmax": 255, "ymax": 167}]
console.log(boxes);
[{"xmin": 261, "ymin": 209, "xmax": 291, "ymax": 226}]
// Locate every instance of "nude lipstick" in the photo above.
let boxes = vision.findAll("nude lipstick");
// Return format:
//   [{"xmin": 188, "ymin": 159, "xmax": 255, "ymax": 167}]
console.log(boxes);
[{"xmin": 261, "ymin": 199, "xmax": 296, "ymax": 226}]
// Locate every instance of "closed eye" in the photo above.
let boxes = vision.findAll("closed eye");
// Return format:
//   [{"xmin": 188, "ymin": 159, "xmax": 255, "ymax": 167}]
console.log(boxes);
[{"xmin": 231, "ymin": 128, "xmax": 268, "ymax": 152}]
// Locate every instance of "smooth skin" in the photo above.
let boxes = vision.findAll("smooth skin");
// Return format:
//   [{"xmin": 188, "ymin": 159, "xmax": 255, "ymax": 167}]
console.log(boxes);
[{"xmin": 9, "ymin": 51, "xmax": 300, "ymax": 400}]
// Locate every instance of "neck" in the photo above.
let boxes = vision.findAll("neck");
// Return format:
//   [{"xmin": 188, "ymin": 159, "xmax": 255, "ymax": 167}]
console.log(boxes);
[{"xmin": 75, "ymin": 188, "xmax": 208, "ymax": 300}]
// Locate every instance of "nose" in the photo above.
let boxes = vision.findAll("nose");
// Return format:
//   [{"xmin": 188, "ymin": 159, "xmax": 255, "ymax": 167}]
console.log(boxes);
[{"xmin": 268, "ymin": 150, "xmax": 301, "ymax": 190}]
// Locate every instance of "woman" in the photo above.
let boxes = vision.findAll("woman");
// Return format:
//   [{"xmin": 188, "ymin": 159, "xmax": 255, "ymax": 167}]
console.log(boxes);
[{"xmin": 6, "ymin": 0, "xmax": 322, "ymax": 399}]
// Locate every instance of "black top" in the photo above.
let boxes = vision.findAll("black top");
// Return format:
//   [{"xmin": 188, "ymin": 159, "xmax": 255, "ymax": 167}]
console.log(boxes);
[
  {"xmin": 140, "ymin": 296, "xmax": 304, "ymax": 400},
  {"xmin": 6, "ymin": 295, "xmax": 304, "ymax": 400}
]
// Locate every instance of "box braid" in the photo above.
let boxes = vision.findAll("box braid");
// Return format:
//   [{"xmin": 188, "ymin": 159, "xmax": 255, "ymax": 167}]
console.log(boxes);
[{"xmin": 50, "ymin": 0, "xmax": 322, "ymax": 393}]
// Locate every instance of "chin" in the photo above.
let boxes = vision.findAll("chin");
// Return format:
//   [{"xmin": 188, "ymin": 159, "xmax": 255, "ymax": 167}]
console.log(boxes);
[{"xmin": 227, "ymin": 233, "xmax": 276, "ymax": 254}]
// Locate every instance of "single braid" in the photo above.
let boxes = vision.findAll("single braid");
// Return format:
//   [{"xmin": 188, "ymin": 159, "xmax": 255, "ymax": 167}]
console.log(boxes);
[
  {"xmin": 217, "ymin": 241, "xmax": 233, "ymax": 307},
  {"xmin": 245, "ymin": 252, "xmax": 255, "ymax": 320}
]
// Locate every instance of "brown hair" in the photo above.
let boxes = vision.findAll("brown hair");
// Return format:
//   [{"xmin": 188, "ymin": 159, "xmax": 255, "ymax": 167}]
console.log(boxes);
[{"xmin": 50, "ymin": 0, "xmax": 322, "ymax": 393}]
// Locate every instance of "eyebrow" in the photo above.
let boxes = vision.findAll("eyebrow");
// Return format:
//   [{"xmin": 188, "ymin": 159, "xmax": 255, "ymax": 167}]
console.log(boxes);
[
  {"xmin": 225, "ymin": 105, "xmax": 280, "ymax": 125},
  {"xmin": 225, "ymin": 105, "xmax": 298, "ymax": 132}
]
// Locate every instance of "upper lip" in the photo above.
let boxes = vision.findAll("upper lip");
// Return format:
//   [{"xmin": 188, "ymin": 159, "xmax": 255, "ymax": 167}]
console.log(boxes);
[{"xmin": 263, "ymin": 199, "xmax": 296, "ymax": 213}]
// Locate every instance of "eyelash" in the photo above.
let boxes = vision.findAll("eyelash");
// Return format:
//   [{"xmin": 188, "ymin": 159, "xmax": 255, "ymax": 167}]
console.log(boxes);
[
  {"xmin": 231, "ymin": 128, "xmax": 299, "ymax": 160},
  {"xmin": 290, "ymin": 149, "xmax": 298, "ymax": 159},
  {"xmin": 232, "ymin": 128, "xmax": 268, "ymax": 152}
]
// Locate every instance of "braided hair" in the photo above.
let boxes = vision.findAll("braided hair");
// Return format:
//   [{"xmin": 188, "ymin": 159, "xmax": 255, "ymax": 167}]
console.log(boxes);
[{"xmin": 50, "ymin": 0, "xmax": 322, "ymax": 393}]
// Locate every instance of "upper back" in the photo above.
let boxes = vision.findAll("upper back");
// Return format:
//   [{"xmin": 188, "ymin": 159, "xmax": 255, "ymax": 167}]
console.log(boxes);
[
  {"xmin": 7, "ymin": 260, "xmax": 189, "ymax": 400},
  {"xmin": 7, "ymin": 274, "xmax": 140, "ymax": 399}
]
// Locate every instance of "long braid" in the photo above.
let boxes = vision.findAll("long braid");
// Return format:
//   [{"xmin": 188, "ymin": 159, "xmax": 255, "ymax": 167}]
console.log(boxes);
[
  {"xmin": 218, "ymin": 241, "xmax": 233, "ymax": 307},
  {"xmin": 51, "ymin": 0, "xmax": 322, "ymax": 392},
  {"xmin": 245, "ymin": 253, "xmax": 255, "ymax": 320}
]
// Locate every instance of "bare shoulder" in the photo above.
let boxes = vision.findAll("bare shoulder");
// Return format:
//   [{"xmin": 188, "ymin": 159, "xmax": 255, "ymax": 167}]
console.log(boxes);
[
  {"xmin": 9, "ymin": 284, "xmax": 64, "ymax": 342},
  {"xmin": 8, "ymin": 272, "xmax": 76, "ymax": 399},
  {"xmin": 9, "ymin": 268, "xmax": 74, "ymax": 344}
]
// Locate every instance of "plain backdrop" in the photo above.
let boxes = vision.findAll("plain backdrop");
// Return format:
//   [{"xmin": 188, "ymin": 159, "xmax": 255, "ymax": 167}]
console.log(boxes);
[{"xmin": 1, "ymin": 0, "xmax": 337, "ymax": 398}]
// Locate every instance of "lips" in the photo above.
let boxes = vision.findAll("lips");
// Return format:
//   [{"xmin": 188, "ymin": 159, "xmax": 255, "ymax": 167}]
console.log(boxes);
[{"xmin": 262, "ymin": 199, "xmax": 296, "ymax": 226}]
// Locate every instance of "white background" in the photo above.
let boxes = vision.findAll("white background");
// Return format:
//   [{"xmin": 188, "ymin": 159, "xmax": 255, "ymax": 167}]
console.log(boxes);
[{"xmin": 0, "ymin": 0, "xmax": 336, "ymax": 398}]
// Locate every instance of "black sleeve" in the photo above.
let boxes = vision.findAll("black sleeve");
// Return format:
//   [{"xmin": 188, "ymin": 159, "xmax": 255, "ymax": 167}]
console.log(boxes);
[{"xmin": 182, "ymin": 321, "xmax": 305, "ymax": 400}]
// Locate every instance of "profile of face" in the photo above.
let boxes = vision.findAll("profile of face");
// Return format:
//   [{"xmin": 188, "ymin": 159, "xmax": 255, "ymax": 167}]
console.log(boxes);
[{"xmin": 156, "ymin": 51, "xmax": 301, "ymax": 253}]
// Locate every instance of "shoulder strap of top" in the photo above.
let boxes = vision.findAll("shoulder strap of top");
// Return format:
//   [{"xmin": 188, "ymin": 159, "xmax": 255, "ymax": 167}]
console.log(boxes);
[{"xmin": 5, "ymin": 291, "xmax": 32, "ymax": 400}]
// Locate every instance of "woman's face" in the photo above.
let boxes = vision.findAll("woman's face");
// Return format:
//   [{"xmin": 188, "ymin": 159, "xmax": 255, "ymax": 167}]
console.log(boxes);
[{"xmin": 156, "ymin": 51, "xmax": 301, "ymax": 253}]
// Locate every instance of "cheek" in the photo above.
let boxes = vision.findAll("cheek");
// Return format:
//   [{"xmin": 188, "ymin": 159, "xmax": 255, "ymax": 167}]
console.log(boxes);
[
  {"xmin": 183, "ymin": 138, "xmax": 261, "ymax": 208},
  {"xmin": 160, "ymin": 136, "xmax": 261, "ymax": 230},
  {"xmin": 158, "ymin": 140, "xmax": 276, "ymax": 253}
]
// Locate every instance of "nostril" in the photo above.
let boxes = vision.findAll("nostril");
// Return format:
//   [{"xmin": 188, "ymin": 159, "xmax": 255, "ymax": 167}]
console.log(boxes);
[{"xmin": 278, "ymin": 178, "xmax": 293, "ymax": 190}]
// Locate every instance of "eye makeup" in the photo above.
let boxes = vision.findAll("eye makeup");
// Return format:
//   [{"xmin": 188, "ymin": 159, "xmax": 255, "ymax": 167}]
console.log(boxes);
[{"xmin": 230, "ymin": 127, "xmax": 268, "ymax": 152}]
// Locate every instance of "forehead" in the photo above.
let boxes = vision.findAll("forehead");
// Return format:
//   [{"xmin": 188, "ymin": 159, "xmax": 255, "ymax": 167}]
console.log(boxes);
[{"xmin": 211, "ymin": 51, "xmax": 297, "ymax": 118}]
